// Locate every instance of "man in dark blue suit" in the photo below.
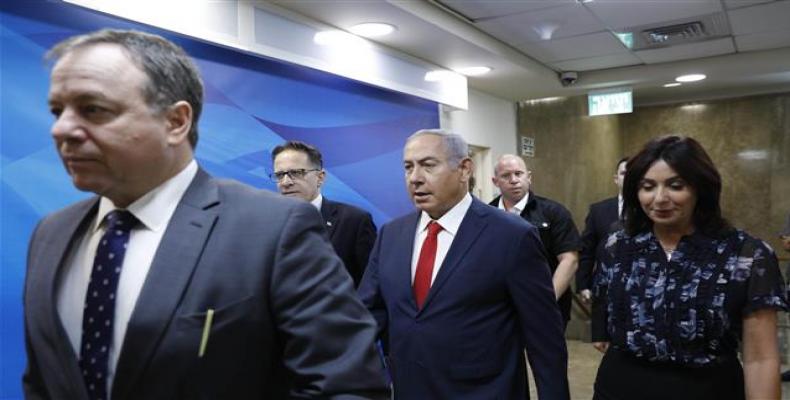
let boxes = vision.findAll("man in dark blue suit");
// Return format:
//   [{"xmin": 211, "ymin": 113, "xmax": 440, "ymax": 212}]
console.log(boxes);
[
  {"xmin": 272, "ymin": 141, "xmax": 376, "ymax": 286},
  {"xmin": 24, "ymin": 29, "xmax": 388, "ymax": 399},
  {"xmin": 358, "ymin": 129, "xmax": 569, "ymax": 399},
  {"xmin": 575, "ymin": 157, "xmax": 628, "ymax": 303}
]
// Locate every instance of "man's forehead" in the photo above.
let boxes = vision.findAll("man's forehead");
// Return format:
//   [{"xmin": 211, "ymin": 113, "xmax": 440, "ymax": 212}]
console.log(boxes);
[
  {"xmin": 404, "ymin": 136, "xmax": 448, "ymax": 160},
  {"xmin": 49, "ymin": 43, "xmax": 144, "ymax": 96},
  {"xmin": 497, "ymin": 157, "xmax": 527, "ymax": 172},
  {"xmin": 274, "ymin": 149, "xmax": 310, "ymax": 163},
  {"xmin": 52, "ymin": 43, "xmax": 131, "ymax": 73}
]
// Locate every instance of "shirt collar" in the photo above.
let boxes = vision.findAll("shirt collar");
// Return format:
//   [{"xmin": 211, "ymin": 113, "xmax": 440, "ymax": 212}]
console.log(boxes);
[
  {"xmin": 310, "ymin": 193, "xmax": 323, "ymax": 211},
  {"xmin": 498, "ymin": 192, "xmax": 529, "ymax": 214},
  {"xmin": 418, "ymin": 192, "xmax": 472, "ymax": 237},
  {"xmin": 94, "ymin": 160, "xmax": 198, "ymax": 232}
]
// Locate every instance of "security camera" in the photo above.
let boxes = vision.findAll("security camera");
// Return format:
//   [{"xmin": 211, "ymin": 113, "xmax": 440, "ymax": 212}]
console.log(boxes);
[{"xmin": 559, "ymin": 71, "xmax": 578, "ymax": 86}]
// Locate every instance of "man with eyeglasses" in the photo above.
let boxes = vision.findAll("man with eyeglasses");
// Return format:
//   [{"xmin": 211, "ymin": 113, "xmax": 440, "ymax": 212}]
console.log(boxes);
[{"xmin": 271, "ymin": 141, "xmax": 377, "ymax": 286}]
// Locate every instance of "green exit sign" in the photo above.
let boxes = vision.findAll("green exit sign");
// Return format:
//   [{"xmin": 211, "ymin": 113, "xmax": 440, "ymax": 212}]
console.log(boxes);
[{"xmin": 588, "ymin": 88, "xmax": 632, "ymax": 116}]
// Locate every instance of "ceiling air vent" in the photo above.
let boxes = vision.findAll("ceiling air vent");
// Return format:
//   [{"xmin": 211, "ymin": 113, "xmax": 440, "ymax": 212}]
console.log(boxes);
[
  {"xmin": 645, "ymin": 21, "xmax": 706, "ymax": 45},
  {"xmin": 614, "ymin": 13, "xmax": 731, "ymax": 50}
]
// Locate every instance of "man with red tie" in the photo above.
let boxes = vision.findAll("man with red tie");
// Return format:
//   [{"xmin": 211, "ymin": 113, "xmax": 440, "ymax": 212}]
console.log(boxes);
[{"xmin": 358, "ymin": 129, "xmax": 569, "ymax": 399}]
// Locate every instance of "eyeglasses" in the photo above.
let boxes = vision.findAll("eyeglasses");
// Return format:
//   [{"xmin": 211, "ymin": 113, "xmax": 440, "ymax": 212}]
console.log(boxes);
[{"xmin": 269, "ymin": 168, "xmax": 321, "ymax": 182}]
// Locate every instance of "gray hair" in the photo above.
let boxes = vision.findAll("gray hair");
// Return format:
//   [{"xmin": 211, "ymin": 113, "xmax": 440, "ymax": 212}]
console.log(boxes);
[
  {"xmin": 46, "ymin": 29, "xmax": 204, "ymax": 148},
  {"xmin": 407, "ymin": 129, "xmax": 469, "ymax": 167}
]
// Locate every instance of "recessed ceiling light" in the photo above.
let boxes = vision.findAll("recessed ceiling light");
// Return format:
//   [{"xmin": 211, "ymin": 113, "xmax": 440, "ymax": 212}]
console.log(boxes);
[
  {"xmin": 314, "ymin": 30, "xmax": 369, "ymax": 48},
  {"xmin": 454, "ymin": 66, "xmax": 492, "ymax": 76},
  {"xmin": 663, "ymin": 82, "xmax": 682, "ymax": 87},
  {"xmin": 675, "ymin": 74, "xmax": 706, "ymax": 82},
  {"xmin": 738, "ymin": 150, "xmax": 768, "ymax": 160},
  {"xmin": 424, "ymin": 70, "xmax": 464, "ymax": 82},
  {"xmin": 525, "ymin": 97, "xmax": 563, "ymax": 104},
  {"xmin": 349, "ymin": 22, "xmax": 395, "ymax": 38}
]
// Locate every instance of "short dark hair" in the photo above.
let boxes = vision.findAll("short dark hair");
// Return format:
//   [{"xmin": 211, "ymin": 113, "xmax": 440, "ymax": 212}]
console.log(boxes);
[
  {"xmin": 622, "ymin": 135, "xmax": 731, "ymax": 237},
  {"xmin": 46, "ymin": 29, "xmax": 204, "ymax": 148},
  {"xmin": 616, "ymin": 156, "xmax": 629, "ymax": 171},
  {"xmin": 271, "ymin": 141, "xmax": 323, "ymax": 169}
]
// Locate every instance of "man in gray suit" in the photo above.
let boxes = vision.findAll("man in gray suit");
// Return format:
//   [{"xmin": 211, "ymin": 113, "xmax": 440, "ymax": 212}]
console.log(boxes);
[{"xmin": 23, "ymin": 29, "xmax": 388, "ymax": 399}]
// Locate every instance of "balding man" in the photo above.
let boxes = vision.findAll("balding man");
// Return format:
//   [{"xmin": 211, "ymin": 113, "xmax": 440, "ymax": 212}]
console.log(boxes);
[{"xmin": 490, "ymin": 155, "xmax": 581, "ymax": 327}]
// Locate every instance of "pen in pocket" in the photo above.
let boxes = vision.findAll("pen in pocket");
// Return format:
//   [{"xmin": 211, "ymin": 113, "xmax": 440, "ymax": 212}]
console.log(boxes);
[{"xmin": 198, "ymin": 308, "xmax": 214, "ymax": 358}]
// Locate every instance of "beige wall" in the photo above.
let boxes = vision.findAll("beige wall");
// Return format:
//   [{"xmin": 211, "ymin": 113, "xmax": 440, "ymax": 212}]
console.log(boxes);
[
  {"xmin": 518, "ymin": 93, "xmax": 790, "ymax": 252},
  {"xmin": 516, "ymin": 96, "xmax": 623, "ymax": 231}
]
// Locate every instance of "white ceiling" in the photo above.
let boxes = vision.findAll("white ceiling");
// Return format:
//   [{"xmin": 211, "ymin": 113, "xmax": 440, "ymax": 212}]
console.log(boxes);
[{"xmin": 270, "ymin": 0, "xmax": 790, "ymax": 105}]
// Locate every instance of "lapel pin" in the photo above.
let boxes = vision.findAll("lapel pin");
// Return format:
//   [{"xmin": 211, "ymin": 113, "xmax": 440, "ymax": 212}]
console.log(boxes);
[
  {"xmin": 326, "ymin": 221, "xmax": 332, "ymax": 227},
  {"xmin": 541, "ymin": 222, "xmax": 549, "ymax": 228}
]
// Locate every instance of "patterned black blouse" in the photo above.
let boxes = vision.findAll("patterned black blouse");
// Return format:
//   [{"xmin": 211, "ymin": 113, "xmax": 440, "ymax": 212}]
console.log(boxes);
[{"xmin": 591, "ymin": 229, "xmax": 787, "ymax": 366}]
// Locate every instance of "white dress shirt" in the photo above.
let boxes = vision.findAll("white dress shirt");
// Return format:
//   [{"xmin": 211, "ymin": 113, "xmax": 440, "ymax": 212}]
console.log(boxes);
[
  {"xmin": 497, "ymin": 192, "xmax": 529, "ymax": 215},
  {"xmin": 411, "ymin": 193, "xmax": 473, "ymax": 285},
  {"xmin": 56, "ymin": 160, "xmax": 198, "ymax": 395},
  {"xmin": 311, "ymin": 193, "xmax": 323, "ymax": 211}
]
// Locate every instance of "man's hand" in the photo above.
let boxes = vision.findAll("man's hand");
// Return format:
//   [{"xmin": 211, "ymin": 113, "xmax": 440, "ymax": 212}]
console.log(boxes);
[
  {"xmin": 580, "ymin": 289, "xmax": 592, "ymax": 303},
  {"xmin": 592, "ymin": 341, "xmax": 609, "ymax": 353}
]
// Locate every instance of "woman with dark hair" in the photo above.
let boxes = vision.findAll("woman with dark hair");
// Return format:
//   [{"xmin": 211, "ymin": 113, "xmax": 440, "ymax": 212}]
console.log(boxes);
[{"xmin": 591, "ymin": 135, "xmax": 787, "ymax": 400}]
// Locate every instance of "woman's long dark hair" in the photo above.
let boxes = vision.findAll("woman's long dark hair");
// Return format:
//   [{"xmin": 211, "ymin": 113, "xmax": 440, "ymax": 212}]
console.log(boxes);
[{"xmin": 622, "ymin": 135, "xmax": 731, "ymax": 237}]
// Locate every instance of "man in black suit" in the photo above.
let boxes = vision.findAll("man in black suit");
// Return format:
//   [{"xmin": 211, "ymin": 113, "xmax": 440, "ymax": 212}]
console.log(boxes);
[
  {"xmin": 489, "ymin": 155, "xmax": 580, "ymax": 327},
  {"xmin": 575, "ymin": 157, "xmax": 628, "ymax": 303},
  {"xmin": 272, "ymin": 141, "xmax": 376, "ymax": 286}
]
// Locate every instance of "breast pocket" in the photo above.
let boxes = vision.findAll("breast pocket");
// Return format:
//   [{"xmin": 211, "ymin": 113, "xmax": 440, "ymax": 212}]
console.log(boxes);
[
  {"xmin": 178, "ymin": 294, "xmax": 255, "ymax": 325},
  {"xmin": 174, "ymin": 295, "xmax": 259, "ymax": 393}
]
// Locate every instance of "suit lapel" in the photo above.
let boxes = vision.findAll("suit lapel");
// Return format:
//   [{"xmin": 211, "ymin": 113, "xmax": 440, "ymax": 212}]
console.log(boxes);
[
  {"xmin": 604, "ymin": 197, "xmax": 620, "ymax": 231},
  {"xmin": 320, "ymin": 198, "xmax": 337, "ymax": 238},
  {"xmin": 397, "ymin": 212, "xmax": 421, "ymax": 312},
  {"xmin": 605, "ymin": 197, "xmax": 617, "ymax": 219},
  {"xmin": 112, "ymin": 170, "xmax": 219, "ymax": 400},
  {"xmin": 419, "ymin": 200, "xmax": 488, "ymax": 313},
  {"xmin": 34, "ymin": 198, "xmax": 98, "ymax": 399}
]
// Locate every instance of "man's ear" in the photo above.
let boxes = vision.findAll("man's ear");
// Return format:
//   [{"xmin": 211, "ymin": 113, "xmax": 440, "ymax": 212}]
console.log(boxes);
[
  {"xmin": 459, "ymin": 158, "xmax": 474, "ymax": 182},
  {"xmin": 165, "ymin": 100, "xmax": 193, "ymax": 146},
  {"xmin": 316, "ymin": 169, "xmax": 326, "ymax": 188}
]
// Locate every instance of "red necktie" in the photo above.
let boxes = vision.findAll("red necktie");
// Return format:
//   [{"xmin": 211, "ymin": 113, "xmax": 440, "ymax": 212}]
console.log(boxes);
[{"xmin": 413, "ymin": 221, "xmax": 443, "ymax": 309}]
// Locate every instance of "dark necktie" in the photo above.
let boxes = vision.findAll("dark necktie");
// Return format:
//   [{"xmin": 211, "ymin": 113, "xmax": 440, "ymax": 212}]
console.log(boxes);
[
  {"xmin": 79, "ymin": 210, "xmax": 137, "ymax": 400},
  {"xmin": 413, "ymin": 221, "xmax": 443, "ymax": 309}
]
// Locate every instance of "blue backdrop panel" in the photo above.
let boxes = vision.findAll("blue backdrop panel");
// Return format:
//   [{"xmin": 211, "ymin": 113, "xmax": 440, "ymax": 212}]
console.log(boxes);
[{"xmin": 0, "ymin": 2, "xmax": 438, "ymax": 397}]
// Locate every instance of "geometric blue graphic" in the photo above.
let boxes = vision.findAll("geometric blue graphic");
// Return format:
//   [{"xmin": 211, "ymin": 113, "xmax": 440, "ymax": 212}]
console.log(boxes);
[{"xmin": 0, "ymin": 2, "xmax": 439, "ymax": 398}]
